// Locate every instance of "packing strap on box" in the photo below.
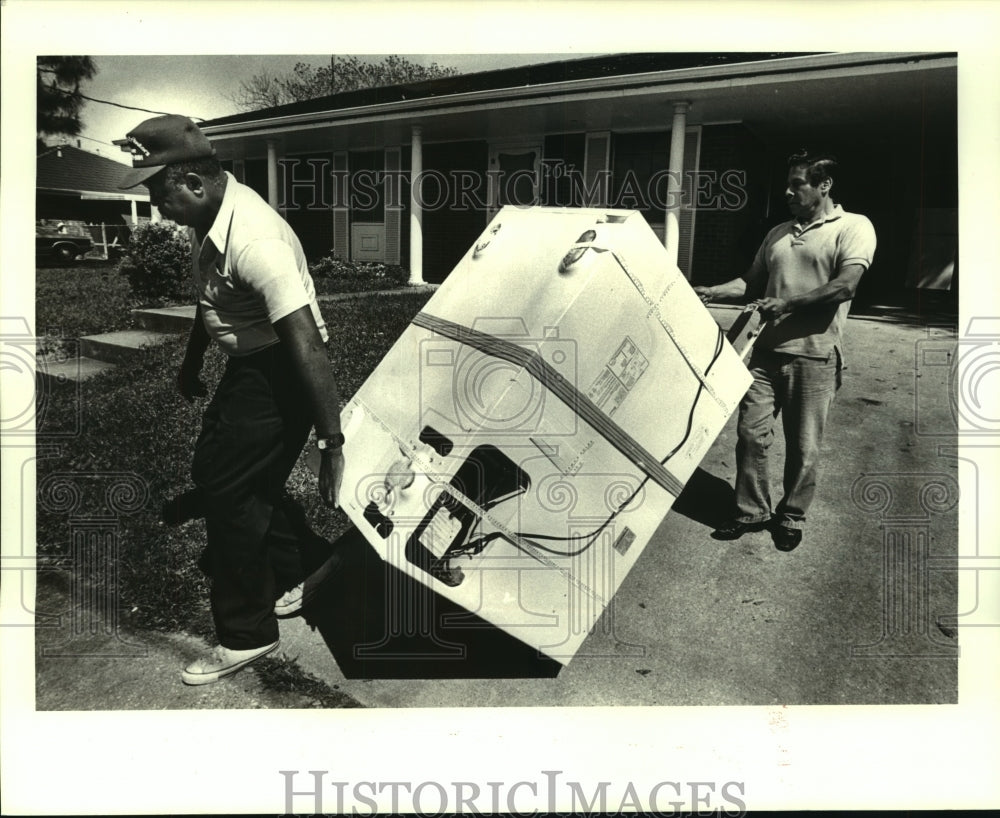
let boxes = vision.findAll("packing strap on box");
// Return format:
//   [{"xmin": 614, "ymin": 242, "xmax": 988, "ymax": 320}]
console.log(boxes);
[
  {"xmin": 567, "ymin": 240, "xmax": 731, "ymax": 412},
  {"xmin": 412, "ymin": 310, "xmax": 687, "ymax": 498}
]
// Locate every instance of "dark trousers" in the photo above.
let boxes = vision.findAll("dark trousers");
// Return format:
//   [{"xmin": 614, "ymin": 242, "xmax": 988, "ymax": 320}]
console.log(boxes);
[{"xmin": 191, "ymin": 344, "xmax": 314, "ymax": 650}]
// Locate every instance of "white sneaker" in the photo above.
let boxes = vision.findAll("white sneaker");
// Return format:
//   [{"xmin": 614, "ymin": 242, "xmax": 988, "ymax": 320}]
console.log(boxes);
[
  {"xmin": 274, "ymin": 583, "xmax": 307, "ymax": 617},
  {"xmin": 181, "ymin": 641, "xmax": 279, "ymax": 686},
  {"xmin": 274, "ymin": 550, "xmax": 343, "ymax": 616}
]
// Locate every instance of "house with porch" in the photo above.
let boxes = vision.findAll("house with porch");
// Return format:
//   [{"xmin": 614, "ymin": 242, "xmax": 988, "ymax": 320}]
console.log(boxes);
[
  {"xmin": 37, "ymin": 143, "xmax": 151, "ymax": 226},
  {"xmin": 198, "ymin": 51, "xmax": 957, "ymax": 307}
]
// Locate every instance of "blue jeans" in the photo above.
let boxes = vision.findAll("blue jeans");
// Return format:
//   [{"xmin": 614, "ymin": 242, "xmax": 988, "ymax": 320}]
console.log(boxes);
[{"xmin": 734, "ymin": 348, "xmax": 840, "ymax": 530}]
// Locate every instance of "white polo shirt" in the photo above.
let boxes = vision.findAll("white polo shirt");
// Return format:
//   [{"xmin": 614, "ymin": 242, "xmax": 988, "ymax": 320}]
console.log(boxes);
[
  {"xmin": 191, "ymin": 172, "xmax": 328, "ymax": 356},
  {"xmin": 743, "ymin": 204, "xmax": 876, "ymax": 360}
]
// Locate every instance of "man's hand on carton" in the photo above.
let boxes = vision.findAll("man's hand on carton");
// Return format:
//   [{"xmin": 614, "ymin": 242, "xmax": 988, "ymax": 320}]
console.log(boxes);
[{"xmin": 749, "ymin": 297, "xmax": 789, "ymax": 320}]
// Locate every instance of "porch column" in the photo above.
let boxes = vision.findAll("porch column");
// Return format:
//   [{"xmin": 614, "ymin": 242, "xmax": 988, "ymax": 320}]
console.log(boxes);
[
  {"xmin": 664, "ymin": 101, "xmax": 690, "ymax": 268},
  {"xmin": 408, "ymin": 125, "xmax": 425, "ymax": 285},
  {"xmin": 130, "ymin": 200, "xmax": 138, "ymax": 224},
  {"xmin": 266, "ymin": 139, "xmax": 280, "ymax": 211}
]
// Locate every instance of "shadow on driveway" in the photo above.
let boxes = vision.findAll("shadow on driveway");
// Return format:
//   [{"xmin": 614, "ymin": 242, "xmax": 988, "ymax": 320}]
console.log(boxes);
[
  {"xmin": 671, "ymin": 467, "xmax": 736, "ymax": 529},
  {"xmin": 301, "ymin": 526, "xmax": 561, "ymax": 680}
]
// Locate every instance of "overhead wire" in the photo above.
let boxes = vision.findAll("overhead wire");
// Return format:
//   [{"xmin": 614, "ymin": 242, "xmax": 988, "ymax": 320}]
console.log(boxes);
[
  {"xmin": 504, "ymin": 322, "xmax": 725, "ymax": 557},
  {"xmin": 445, "ymin": 242, "xmax": 732, "ymax": 560},
  {"xmin": 40, "ymin": 85, "xmax": 206, "ymax": 121}
]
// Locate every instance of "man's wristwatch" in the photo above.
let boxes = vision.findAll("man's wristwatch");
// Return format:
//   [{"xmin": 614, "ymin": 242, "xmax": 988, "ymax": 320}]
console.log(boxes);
[{"xmin": 317, "ymin": 432, "xmax": 345, "ymax": 452}]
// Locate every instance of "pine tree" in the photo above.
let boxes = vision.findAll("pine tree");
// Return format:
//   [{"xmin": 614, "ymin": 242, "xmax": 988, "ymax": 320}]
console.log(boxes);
[{"xmin": 37, "ymin": 56, "xmax": 98, "ymax": 151}]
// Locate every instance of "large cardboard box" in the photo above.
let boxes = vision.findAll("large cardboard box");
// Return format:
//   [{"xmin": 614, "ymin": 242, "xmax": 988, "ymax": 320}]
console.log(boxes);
[{"xmin": 336, "ymin": 206, "xmax": 752, "ymax": 664}]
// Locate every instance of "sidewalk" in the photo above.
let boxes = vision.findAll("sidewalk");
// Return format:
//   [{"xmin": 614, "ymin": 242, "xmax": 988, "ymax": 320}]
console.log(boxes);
[{"xmin": 34, "ymin": 575, "xmax": 362, "ymax": 710}]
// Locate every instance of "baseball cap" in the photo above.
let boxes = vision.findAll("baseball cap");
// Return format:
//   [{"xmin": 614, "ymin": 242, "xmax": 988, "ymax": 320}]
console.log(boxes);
[{"xmin": 115, "ymin": 114, "xmax": 216, "ymax": 189}]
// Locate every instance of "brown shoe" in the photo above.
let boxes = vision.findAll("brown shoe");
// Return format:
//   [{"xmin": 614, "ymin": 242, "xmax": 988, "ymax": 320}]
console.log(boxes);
[{"xmin": 711, "ymin": 519, "xmax": 771, "ymax": 541}]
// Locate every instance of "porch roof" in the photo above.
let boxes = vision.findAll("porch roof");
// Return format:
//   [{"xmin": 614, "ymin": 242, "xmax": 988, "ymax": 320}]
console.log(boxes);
[
  {"xmin": 200, "ymin": 51, "xmax": 956, "ymax": 159},
  {"xmin": 204, "ymin": 52, "xmax": 804, "ymax": 127}
]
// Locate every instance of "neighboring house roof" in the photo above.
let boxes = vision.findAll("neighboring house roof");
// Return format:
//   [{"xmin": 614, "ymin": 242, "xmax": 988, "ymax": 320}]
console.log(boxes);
[{"xmin": 36, "ymin": 145, "xmax": 148, "ymax": 199}]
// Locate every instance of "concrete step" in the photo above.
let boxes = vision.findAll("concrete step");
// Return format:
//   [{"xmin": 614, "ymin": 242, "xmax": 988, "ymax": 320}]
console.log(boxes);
[
  {"xmin": 131, "ymin": 305, "xmax": 196, "ymax": 333},
  {"xmin": 37, "ymin": 354, "xmax": 117, "ymax": 385},
  {"xmin": 78, "ymin": 329, "xmax": 175, "ymax": 364}
]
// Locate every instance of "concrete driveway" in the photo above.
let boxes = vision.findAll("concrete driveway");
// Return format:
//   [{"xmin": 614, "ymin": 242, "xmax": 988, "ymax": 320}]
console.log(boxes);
[{"xmin": 276, "ymin": 306, "xmax": 960, "ymax": 707}]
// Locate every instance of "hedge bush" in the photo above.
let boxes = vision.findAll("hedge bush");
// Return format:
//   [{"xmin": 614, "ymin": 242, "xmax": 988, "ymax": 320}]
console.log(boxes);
[
  {"xmin": 119, "ymin": 228, "xmax": 411, "ymax": 302},
  {"xmin": 308, "ymin": 255, "xmax": 409, "ymax": 293},
  {"xmin": 118, "ymin": 221, "xmax": 191, "ymax": 304}
]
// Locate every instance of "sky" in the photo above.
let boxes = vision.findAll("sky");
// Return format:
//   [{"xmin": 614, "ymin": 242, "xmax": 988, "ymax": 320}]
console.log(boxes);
[{"xmin": 71, "ymin": 54, "xmax": 607, "ymax": 163}]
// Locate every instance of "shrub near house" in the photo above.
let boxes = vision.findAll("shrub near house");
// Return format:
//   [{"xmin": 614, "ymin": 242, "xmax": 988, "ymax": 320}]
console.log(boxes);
[
  {"xmin": 117, "ymin": 223, "xmax": 411, "ymax": 305},
  {"xmin": 118, "ymin": 221, "xmax": 191, "ymax": 304},
  {"xmin": 309, "ymin": 254, "xmax": 409, "ymax": 294}
]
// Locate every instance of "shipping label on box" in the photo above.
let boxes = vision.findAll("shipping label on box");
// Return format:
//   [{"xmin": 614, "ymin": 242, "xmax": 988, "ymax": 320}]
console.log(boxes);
[{"xmin": 336, "ymin": 207, "xmax": 752, "ymax": 664}]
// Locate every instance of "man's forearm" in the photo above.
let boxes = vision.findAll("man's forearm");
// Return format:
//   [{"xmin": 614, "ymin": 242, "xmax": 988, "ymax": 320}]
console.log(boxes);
[
  {"xmin": 699, "ymin": 277, "xmax": 748, "ymax": 301},
  {"xmin": 774, "ymin": 264, "xmax": 866, "ymax": 315},
  {"xmin": 184, "ymin": 303, "xmax": 211, "ymax": 362},
  {"xmin": 273, "ymin": 305, "xmax": 344, "ymax": 508},
  {"xmin": 784, "ymin": 277, "xmax": 857, "ymax": 312},
  {"xmin": 177, "ymin": 306, "xmax": 210, "ymax": 402},
  {"xmin": 272, "ymin": 306, "xmax": 341, "ymax": 438},
  {"xmin": 298, "ymin": 350, "xmax": 342, "ymax": 439},
  {"xmin": 753, "ymin": 264, "xmax": 866, "ymax": 320}
]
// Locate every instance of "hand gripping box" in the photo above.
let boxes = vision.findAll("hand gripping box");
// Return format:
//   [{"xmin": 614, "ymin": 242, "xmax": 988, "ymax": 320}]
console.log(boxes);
[{"xmin": 336, "ymin": 206, "xmax": 752, "ymax": 664}]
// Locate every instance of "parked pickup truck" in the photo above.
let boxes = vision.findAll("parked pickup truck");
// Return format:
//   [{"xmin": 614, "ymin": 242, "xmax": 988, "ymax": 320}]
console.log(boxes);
[{"xmin": 36, "ymin": 220, "xmax": 94, "ymax": 264}]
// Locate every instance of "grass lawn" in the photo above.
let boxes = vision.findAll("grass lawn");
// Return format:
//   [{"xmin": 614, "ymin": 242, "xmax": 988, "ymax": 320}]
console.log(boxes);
[
  {"xmin": 35, "ymin": 261, "xmax": 410, "ymax": 349},
  {"xmin": 35, "ymin": 262, "xmax": 138, "ymax": 354},
  {"xmin": 35, "ymin": 288, "xmax": 434, "ymax": 642}
]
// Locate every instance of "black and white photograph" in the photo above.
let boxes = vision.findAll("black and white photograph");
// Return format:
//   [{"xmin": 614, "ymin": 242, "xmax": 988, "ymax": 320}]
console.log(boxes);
[{"xmin": 2, "ymin": 2, "xmax": 999, "ymax": 815}]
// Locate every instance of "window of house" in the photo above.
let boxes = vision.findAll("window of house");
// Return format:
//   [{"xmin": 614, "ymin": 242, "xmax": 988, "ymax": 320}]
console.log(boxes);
[
  {"xmin": 612, "ymin": 131, "xmax": 669, "ymax": 225},
  {"xmin": 243, "ymin": 158, "xmax": 268, "ymax": 201},
  {"xmin": 495, "ymin": 149, "xmax": 539, "ymax": 208},
  {"xmin": 542, "ymin": 133, "xmax": 586, "ymax": 207}
]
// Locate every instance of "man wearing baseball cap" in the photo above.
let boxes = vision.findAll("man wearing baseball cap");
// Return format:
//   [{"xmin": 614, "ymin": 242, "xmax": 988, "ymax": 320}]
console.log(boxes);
[{"xmin": 117, "ymin": 115, "xmax": 346, "ymax": 685}]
